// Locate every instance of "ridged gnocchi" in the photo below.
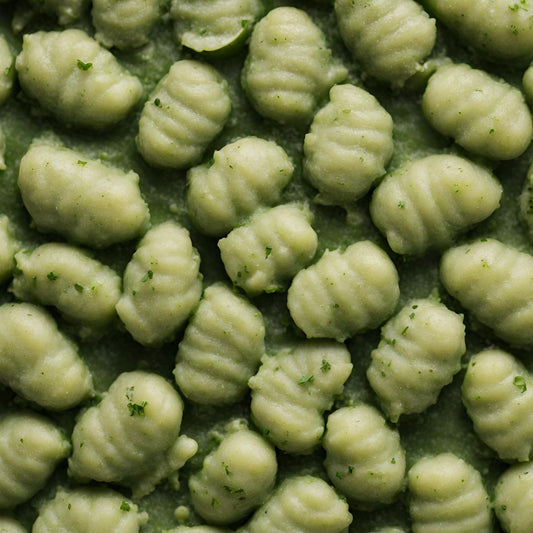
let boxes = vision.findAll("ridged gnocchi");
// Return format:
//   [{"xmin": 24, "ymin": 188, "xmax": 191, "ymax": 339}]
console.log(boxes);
[
  {"xmin": 237, "ymin": 475, "xmax": 353, "ymax": 533},
  {"xmin": 241, "ymin": 6, "xmax": 348, "ymax": 125},
  {"xmin": 287, "ymin": 240, "xmax": 400, "ymax": 342},
  {"xmin": 218, "ymin": 203, "xmax": 318, "ymax": 296},
  {"xmin": 248, "ymin": 340, "xmax": 353, "ymax": 454},
  {"xmin": 407, "ymin": 453, "xmax": 492, "ymax": 533},
  {"xmin": 32, "ymin": 487, "xmax": 148, "ymax": 533},
  {"xmin": 421, "ymin": 0, "xmax": 533, "ymax": 65},
  {"xmin": 493, "ymin": 462, "xmax": 533, "ymax": 533},
  {"xmin": 170, "ymin": 0, "xmax": 263, "ymax": 55},
  {"xmin": 370, "ymin": 154, "xmax": 502, "ymax": 255},
  {"xmin": 303, "ymin": 83, "xmax": 394, "ymax": 207},
  {"xmin": 0, "ymin": 411, "xmax": 71, "ymax": 510},
  {"xmin": 0, "ymin": 215, "xmax": 16, "ymax": 284},
  {"xmin": 323, "ymin": 404, "xmax": 406, "ymax": 509},
  {"xmin": 92, "ymin": 0, "xmax": 161, "ymax": 50},
  {"xmin": 334, "ymin": 0, "xmax": 436, "ymax": 88},
  {"xmin": 15, "ymin": 29, "xmax": 143, "ymax": 129},
  {"xmin": 0, "ymin": 34, "xmax": 13, "ymax": 106},
  {"xmin": 26, "ymin": 0, "xmax": 89, "ymax": 25},
  {"xmin": 187, "ymin": 136, "xmax": 294, "ymax": 237},
  {"xmin": 440, "ymin": 238, "xmax": 533, "ymax": 347},
  {"xmin": 136, "ymin": 59, "xmax": 232, "ymax": 169},
  {"xmin": 68, "ymin": 370, "xmax": 198, "ymax": 498},
  {"xmin": 462, "ymin": 349, "xmax": 533, "ymax": 462},
  {"xmin": 174, "ymin": 282, "xmax": 265, "ymax": 405},
  {"xmin": 367, "ymin": 298, "xmax": 466, "ymax": 422},
  {"xmin": 422, "ymin": 62, "xmax": 533, "ymax": 160},
  {"xmin": 0, "ymin": 302, "xmax": 94, "ymax": 410},
  {"xmin": 115, "ymin": 221, "xmax": 203, "ymax": 346},
  {"xmin": 18, "ymin": 140, "xmax": 150, "ymax": 249},
  {"xmin": 188, "ymin": 422, "xmax": 277, "ymax": 525},
  {"xmin": 11, "ymin": 242, "xmax": 121, "ymax": 335}
]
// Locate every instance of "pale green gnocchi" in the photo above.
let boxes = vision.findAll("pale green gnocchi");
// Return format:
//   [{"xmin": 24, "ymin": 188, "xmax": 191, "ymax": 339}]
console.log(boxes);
[
  {"xmin": 0, "ymin": 516, "xmax": 27, "ymax": 533},
  {"xmin": 0, "ymin": 215, "xmax": 16, "ymax": 285},
  {"xmin": 0, "ymin": 34, "xmax": 13, "ymax": 106}
]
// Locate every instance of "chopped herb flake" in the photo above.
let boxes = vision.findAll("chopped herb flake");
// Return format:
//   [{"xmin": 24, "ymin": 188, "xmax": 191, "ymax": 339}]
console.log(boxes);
[{"xmin": 77, "ymin": 59, "xmax": 93, "ymax": 70}]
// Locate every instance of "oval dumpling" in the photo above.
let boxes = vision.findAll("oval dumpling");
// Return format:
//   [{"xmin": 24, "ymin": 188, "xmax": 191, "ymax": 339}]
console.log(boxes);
[
  {"xmin": 136, "ymin": 59, "xmax": 232, "ymax": 169},
  {"xmin": 0, "ymin": 517, "xmax": 27, "ymax": 533},
  {"xmin": 287, "ymin": 240, "xmax": 400, "ymax": 342},
  {"xmin": 440, "ymin": 238, "xmax": 533, "ymax": 347},
  {"xmin": 174, "ymin": 282, "xmax": 265, "ymax": 405},
  {"xmin": 26, "ymin": 0, "xmax": 89, "ymax": 24},
  {"xmin": 0, "ymin": 411, "xmax": 71, "ymax": 510},
  {"xmin": 366, "ymin": 298, "xmax": 466, "ymax": 422},
  {"xmin": 370, "ymin": 154, "xmax": 502, "ymax": 255},
  {"xmin": 218, "ymin": 203, "xmax": 318, "ymax": 296},
  {"xmin": 407, "ymin": 453, "xmax": 492, "ymax": 533},
  {"xmin": 18, "ymin": 141, "xmax": 150, "ymax": 248},
  {"xmin": 15, "ymin": 29, "xmax": 143, "ymax": 129},
  {"xmin": 115, "ymin": 221, "xmax": 203, "ymax": 346},
  {"xmin": 0, "ymin": 34, "xmax": 14, "ymax": 106},
  {"xmin": 92, "ymin": 0, "xmax": 161, "ymax": 50},
  {"xmin": 422, "ymin": 0, "xmax": 533, "ymax": 66},
  {"xmin": 170, "ymin": 0, "xmax": 263, "ymax": 55},
  {"xmin": 238, "ymin": 475, "xmax": 353, "ymax": 533},
  {"xmin": 32, "ymin": 487, "xmax": 148, "ymax": 533},
  {"xmin": 0, "ymin": 302, "xmax": 94, "ymax": 410},
  {"xmin": 187, "ymin": 136, "xmax": 294, "ymax": 237},
  {"xmin": 241, "ymin": 6, "xmax": 348, "ymax": 125},
  {"xmin": 493, "ymin": 462, "xmax": 533, "ymax": 533},
  {"xmin": 303, "ymin": 83, "xmax": 394, "ymax": 207},
  {"xmin": 68, "ymin": 370, "xmax": 198, "ymax": 498},
  {"xmin": 334, "ymin": 0, "xmax": 436, "ymax": 88},
  {"xmin": 248, "ymin": 340, "xmax": 353, "ymax": 454},
  {"xmin": 519, "ymin": 158, "xmax": 533, "ymax": 242},
  {"xmin": 188, "ymin": 423, "xmax": 277, "ymax": 525},
  {"xmin": 461, "ymin": 349, "xmax": 533, "ymax": 462},
  {"xmin": 11, "ymin": 242, "xmax": 121, "ymax": 335},
  {"xmin": 422, "ymin": 62, "xmax": 533, "ymax": 160},
  {"xmin": 0, "ymin": 215, "xmax": 17, "ymax": 284},
  {"xmin": 323, "ymin": 404, "xmax": 406, "ymax": 509}
]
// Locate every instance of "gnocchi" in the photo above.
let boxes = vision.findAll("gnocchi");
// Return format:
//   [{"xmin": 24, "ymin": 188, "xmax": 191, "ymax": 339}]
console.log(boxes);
[
  {"xmin": 241, "ymin": 6, "xmax": 348, "ymax": 125},
  {"xmin": 370, "ymin": 154, "xmax": 502, "ymax": 255},
  {"xmin": 68, "ymin": 370, "xmax": 198, "ymax": 498},
  {"xmin": 366, "ymin": 298, "xmax": 466, "ymax": 422},
  {"xmin": 187, "ymin": 136, "xmax": 294, "ymax": 237},
  {"xmin": 0, "ymin": 34, "xmax": 13, "ymax": 106},
  {"xmin": 115, "ymin": 221, "xmax": 203, "ymax": 346},
  {"xmin": 136, "ymin": 59, "xmax": 232, "ymax": 169},
  {"xmin": 248, "ymin": 340, "xmax": 353, "ymax": 454},
  {"xmin": 174, "ymin": 282, "xmax": 265, "ymax": 405},
  {"xmin": 15, "ymin": 29, "xmax": 143, "ymax": 129},
  {"xmin": 287, "ymin": 240, "xmax": 400, "ymax": 342},
  {"xmin": 18, "ymin": 140, "xmax": 150, "ymax": 249},
  {"xmin": 0, "ymin": 215, "xmax": 16, "ymax": 284},
  {"xmin": 0, "ymin": 517, "xmax": 27, "ymax": 533},
  {"xmin": 26, "ymin": 0, "xmax": 89, "ymax": 25}
]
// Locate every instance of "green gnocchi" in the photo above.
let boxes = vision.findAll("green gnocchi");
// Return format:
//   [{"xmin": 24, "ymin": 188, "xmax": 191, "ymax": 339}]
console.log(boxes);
[
  {"xmin": 0, "ymin": 215, "xmax": 16, "ymax": 285},
  {"xmin": 323, "ymin": 404, "xmax": 406, "ymax": 509},
  {"xmin": 248, "ymin": 340, "xmax": 353, "ymax": 454},
  {"xmin": 462, "ymin": 349, "xmax": 533, "ymax": 462},
  {"xmin": 334, "ymin": 0, "xmax": 436, "ymax": 88},
  {"xmin": 26, "ymin": 0, "xmax": 89, "ymax": 25},
  {"xmin": 18, "ymin": 140, "xmax": 150, "ymax": 249},
  {"xmin": 174, "ymin": 282, "xmax": 265, "ymax": 405},
  {"xmin": 187, "ymin": 136, "xmax": 294, "ymax": 237},
  {"xmin": 303, "ymin": 83, "xmax": 394, "ymax": 208},
  {"xmin": 11, "ymin": 242, "xmax": 121, "ymax": 336},
  {"xmin": 188, "ymin": 422, "xmax": 277, "ymax": 525},
  {"xmin": 0, "ymin": 302, "xmax": 94, "ymax": 410},
  {"xmin": 32, "ymin": 487, "xmax": 148, "ymax": 533},
  {"xmin": 287, "ymin": 240, "xmax": 400, "ymax": 342},
  {"xmin": 0, "ymin": 34, "xmax": 13, "ymax": 106},
  {"xmin": 422, "ymin": 62, "xmax": 533, "ymax": 160},
  {"xmin": 440, "ymin": 238, "xmax": 533, "ymax": 347},
  {"xmin": 136, "ymin": 59, "xmax": 232, "ymax": 169},
  {"xmin": 218, "ymin": 203, "xmax": 318, "ymax": 296},
  {"xmin": 370, "ymin": 154, "xmax": 502, "ymax": 256},
  {"xmin": 68, "ymin": 370, "xmax": 198, "ymax": 498},
  {"xmin": 0, "ymin": 516, "xmax": 27, "ymax": 533},
  {"xmin": 241, "ymin": 6, "xmax": 348, "ymax": 125},
  {"xmin": 15, "ymin": 29, "xmax": 143, "ymax": 129},
  {"xmin": 0, "ymin": 411, "xmax": 70, "ymax": 510},
  {"xmin": 115, "ymin": 221, "xmax": 203, "ymax": 346}
]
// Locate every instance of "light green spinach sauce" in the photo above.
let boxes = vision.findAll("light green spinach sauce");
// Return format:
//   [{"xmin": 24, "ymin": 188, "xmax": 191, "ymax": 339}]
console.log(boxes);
[{"xmin": 0, "ymin": 1, "xmax": 531, "ymax": 531}]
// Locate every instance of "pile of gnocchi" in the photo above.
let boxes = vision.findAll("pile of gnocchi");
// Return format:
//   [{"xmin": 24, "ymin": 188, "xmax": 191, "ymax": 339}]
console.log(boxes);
[{"xmin": 1, "ymin": 0, "xmax": 533, "ymax": 532}]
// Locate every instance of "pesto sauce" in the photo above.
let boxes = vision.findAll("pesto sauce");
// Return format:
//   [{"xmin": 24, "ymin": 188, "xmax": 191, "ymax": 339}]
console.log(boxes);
[{"xmin": 0, "ymin": 1, "xmax": 531, "ymax": 531}]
